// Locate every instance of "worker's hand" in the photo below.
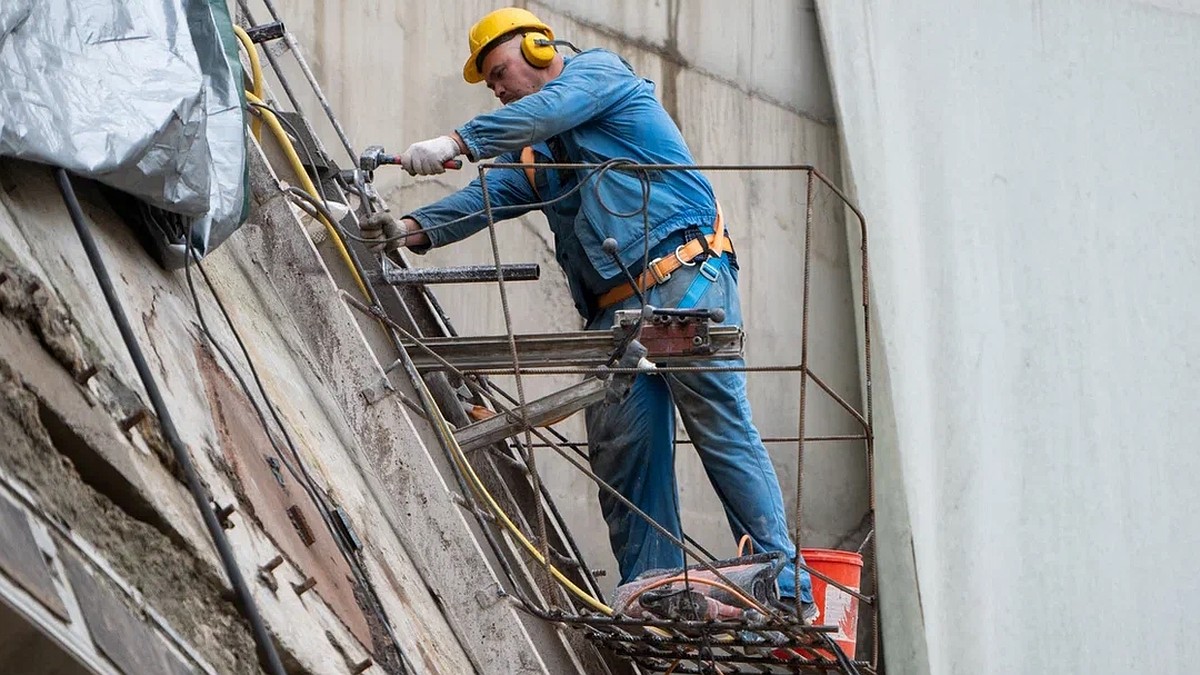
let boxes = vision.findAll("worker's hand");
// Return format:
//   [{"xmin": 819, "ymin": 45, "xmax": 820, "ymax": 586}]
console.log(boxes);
[
  {"xmin": 400, "ymin": 135, "xmax": 462, "ymax": 176},
  {"xmin": 360, "ymin": 212, "xmax": 419, "ymax": 252}
]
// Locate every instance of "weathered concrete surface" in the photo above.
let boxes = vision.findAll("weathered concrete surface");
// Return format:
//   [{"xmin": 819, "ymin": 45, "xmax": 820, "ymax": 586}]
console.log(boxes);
[
  {"xmin": 255, "ymin": 0, "xmax": 867, "ymax": 594},
  {"xmin": 0, "ymin": 344, "xmax": 259, "ymax": 675},
  {"xmin": 0, "ymin": 156, "xmax": 481, "ymax": 673}
]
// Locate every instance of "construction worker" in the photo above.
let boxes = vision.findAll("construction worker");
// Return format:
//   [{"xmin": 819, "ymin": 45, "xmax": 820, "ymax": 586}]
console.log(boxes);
[{"xmin": 363, "ymin": 7, "xmax": 816, "ymax": 622}]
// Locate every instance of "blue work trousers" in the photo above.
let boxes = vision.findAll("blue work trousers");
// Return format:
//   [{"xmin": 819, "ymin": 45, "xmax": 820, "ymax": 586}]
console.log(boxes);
[{"xmin": 584, "ymin": 256, "xmax": 813, "ymax": 603}]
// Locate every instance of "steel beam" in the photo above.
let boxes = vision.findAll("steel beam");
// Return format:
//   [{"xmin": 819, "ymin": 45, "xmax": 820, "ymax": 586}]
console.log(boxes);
[{"xmin": 402, "ymin": 326, "xmax": 744, "ymax": 371}]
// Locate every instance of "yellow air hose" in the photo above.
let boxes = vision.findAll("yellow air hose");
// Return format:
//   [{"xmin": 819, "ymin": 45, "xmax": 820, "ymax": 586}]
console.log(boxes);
[
  {"xmin": 242, "ymin": 91, "xmax": 370, "ymax": 299},
  {"xmin": 232, "ymin": 25, "xmax": 265, "ymax": 140}
]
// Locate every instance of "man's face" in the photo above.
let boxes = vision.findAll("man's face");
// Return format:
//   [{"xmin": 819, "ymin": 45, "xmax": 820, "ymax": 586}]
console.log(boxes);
[{"xmin": 481, "ymin": 37, "xmax": 547, "ymax": 105}]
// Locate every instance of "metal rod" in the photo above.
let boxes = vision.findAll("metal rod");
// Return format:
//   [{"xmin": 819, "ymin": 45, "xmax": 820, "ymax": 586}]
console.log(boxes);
[
  {"xmin": 793, "ymin": 560, "xmax": 875, "ymax": 606},
  {"xmin": 245, "ymin": 21, "xmax": 285, "ymax": 43},
  {"xmin": 55, "ymin": 169, "xmax": 287, "ymax": 675},
  {"xmin": 235, "ymin": 1, "xmax": 305, "ymax": 115},
  {"xmin": 378, "ymin": 263, "xmax": 540, "ymax": 286},
  {"xmin": 479, "ymin": 167, "xmax": 559, "ymax": 609},
  {"xmin": 401, "ymin": 326, "xmax": 743, "ymax": 370},
  {"xmin": 805, "ymin": 367, "xmax": 868, "ymax": 429},
  {"xmin": 524, "ymin": 435, "xmax": 868, "ymax": 447},
  {"xmin": 793, "ymin": 170, "xmax": 816, "ymax": 617},
  {"xmin": 253, "ymin": 0, "xmax": 358, "ymax": 165},
  {"xmin": 482, "ymin": 161, "xmax": 820, "ymax": 172}
]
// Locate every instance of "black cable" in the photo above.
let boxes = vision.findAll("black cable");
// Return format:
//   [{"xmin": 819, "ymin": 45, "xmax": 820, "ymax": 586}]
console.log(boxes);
[
  {"xmin": 586, "ymin": 159, "xmax": 653, "ymax": 367},
  {"xmin": 822, "ymin": 633, "xmax": 863, "ymax": 675},
  {"xmin": 54, "ymin": 168, "xmax": 287, "ymax": 675}
]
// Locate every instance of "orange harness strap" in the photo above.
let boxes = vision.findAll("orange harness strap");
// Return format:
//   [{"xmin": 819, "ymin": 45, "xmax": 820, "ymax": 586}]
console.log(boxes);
[
  {"xmin": 520, "ymin": 146, "xmax": 541, "ymax": 200},
  {"xmin": 597, "ymin": 204, "xmax": 729, "ymax": 309}
]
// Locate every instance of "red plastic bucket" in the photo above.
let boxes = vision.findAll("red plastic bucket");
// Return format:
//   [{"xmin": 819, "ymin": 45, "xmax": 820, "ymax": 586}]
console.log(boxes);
[{"xmin": 801, "ymin": 548, "xmax": 863, "ymax": 659}]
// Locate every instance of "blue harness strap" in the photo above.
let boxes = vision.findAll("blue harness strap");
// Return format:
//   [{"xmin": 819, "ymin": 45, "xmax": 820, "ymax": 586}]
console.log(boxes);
[
  {"xmin": 678, "ymin": 253, "xmax": 725, "ymax": 309},
  {"xmin": 678, "ymin": 202, "xmax": 728, "ymax": 309}
]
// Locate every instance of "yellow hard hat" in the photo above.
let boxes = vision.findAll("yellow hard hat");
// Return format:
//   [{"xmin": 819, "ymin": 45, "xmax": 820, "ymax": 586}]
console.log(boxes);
[{"xmin": 462, "ymin": 7, "xmax": 554, "ymax": 84}]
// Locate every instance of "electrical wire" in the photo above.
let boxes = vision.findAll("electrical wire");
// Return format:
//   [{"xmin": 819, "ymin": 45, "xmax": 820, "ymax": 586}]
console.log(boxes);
[{"xmin": 616, "ymin": 575, "xmax": 761, "ymax": 616}]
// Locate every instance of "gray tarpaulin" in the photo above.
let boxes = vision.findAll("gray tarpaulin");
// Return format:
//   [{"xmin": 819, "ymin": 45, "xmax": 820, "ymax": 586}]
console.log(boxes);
[{"xmin": 0, "ymin": 0, "xmax": 247, "ymax": 267}]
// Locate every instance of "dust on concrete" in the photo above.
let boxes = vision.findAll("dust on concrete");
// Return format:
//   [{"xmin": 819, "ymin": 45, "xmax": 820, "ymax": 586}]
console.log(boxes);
[
  {"xmin": 0, "ymin": 259, "xmax": 87, "ymax": 378},
  {"xmin": 0, "ymin": 360, "xmax": 264, "ymax": 674},
  {"xmin": 0, "ymin": 261, "xmax": 268, "ymax": 675}
]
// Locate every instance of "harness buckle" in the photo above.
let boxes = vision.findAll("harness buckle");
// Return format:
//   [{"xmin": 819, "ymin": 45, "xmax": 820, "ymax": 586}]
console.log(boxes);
[
  {"xmin": 674, "ymin": 245, "xmax": 696, "ymax": 267},
  {"xmin": 648, "ymin": 257, "xmax": 671, "ymax": 285},
  {"xmin": 698, "ymin": 257, "xmax": 720, "ymax": 282}
]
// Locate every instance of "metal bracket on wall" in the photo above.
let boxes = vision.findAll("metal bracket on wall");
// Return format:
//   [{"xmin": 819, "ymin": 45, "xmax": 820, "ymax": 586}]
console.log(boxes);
[{"xmin": 360, "ymin": 376, "xmax": 395, "ymax": 406}]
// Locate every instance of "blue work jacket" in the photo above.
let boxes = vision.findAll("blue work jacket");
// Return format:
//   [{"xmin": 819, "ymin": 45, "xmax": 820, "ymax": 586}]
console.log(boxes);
[{"xmin": 406, "ymin": 49, "xmax": 717, "ymax": 318}]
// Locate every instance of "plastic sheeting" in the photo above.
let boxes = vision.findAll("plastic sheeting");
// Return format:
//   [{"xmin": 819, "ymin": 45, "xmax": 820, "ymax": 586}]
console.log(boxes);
[
  {"xmin": 0, "ymin": 0, "xmax": 246, "ymax": 265},
  {"xmin": 816, "ymin": 1, "xmax": 1200, "ymax": 673}
]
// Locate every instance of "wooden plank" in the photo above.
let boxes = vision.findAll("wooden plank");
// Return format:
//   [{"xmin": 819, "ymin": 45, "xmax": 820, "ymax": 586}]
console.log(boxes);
[{"xmin": 455, "ymin": 378, "xmax": 609, "ymax": 453}]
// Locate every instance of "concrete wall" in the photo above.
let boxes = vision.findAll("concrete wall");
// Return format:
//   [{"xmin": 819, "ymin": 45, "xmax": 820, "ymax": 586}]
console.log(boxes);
[
  {"xmin": 250, "ymin": 0, "xmax": 869, "ymax": 591},
  {"xmin": 817, "ymin": 1, "xmax": 1200, "ymax": 673},
  {"xmin": 0, "ymin": 148, "xmax": 566, "ymax": 673}
]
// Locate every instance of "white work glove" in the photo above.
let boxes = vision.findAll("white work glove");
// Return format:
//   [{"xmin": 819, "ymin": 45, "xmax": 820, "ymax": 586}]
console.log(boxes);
[
  {"xmin": 400, "ymin": 135, "xmax": 461, "ymax": 176},
  {"xmin": 360, "ymin": 211, "xmax": 413, "ymax": 252}
]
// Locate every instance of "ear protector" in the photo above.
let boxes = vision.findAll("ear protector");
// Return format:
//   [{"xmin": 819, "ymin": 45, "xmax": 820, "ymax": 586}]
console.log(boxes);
[{"xmin": 520, "ymin": 32, "xmax": 556, "ymax": 69}]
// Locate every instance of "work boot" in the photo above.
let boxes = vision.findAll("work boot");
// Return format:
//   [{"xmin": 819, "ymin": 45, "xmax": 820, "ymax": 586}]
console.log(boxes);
[{"xmin": 771, "ymin": 598, "xmax": 820, "ymax": 626}]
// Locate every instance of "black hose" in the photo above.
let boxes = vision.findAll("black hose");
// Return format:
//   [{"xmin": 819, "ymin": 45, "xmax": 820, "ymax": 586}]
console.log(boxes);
[
  {"xmin": 822, "ymin": 633, "xmax": 863, "ymax": 675},
  {"xmin": 54, "ymin": 169, "xmax": 287, "ymax": 675}
]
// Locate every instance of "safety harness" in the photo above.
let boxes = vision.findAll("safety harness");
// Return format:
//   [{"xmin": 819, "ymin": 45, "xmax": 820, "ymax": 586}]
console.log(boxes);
[{"xmin": 520, "ymin": 146, "xmax": 733, "ymax": 311}]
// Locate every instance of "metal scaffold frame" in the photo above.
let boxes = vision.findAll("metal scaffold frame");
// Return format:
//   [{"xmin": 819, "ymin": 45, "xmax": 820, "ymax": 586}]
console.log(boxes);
[
  {"xmin": 229, "ymin": 3, "xmax": 877, "ymax": 673},
  {"xmin": 460, "ymin": 161, "xmax": 877, "ymax": 675}
]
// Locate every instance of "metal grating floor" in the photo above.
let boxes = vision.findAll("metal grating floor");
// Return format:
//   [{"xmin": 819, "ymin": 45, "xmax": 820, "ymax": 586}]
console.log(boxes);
[{"xmin": 554, "ymin": 612, "xmax": 870, "ymax": 674}]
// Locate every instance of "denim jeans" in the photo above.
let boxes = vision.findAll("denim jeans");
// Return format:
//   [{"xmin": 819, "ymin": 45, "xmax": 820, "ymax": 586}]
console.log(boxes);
[{"xmin": 584, "ymin": 256, "xmax": 813, "ymax": 603}]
